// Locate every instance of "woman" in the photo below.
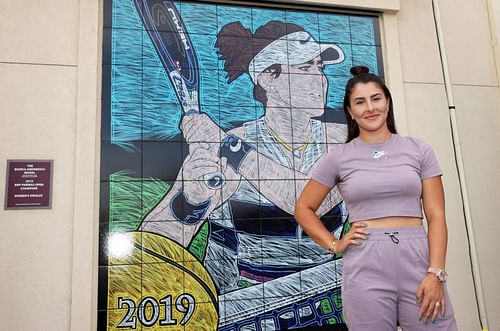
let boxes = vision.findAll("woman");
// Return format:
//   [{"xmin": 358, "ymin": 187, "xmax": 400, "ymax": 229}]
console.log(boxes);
[{"xmin": 295, "ymin": 66, "xmax": 458, "ymax": 330}]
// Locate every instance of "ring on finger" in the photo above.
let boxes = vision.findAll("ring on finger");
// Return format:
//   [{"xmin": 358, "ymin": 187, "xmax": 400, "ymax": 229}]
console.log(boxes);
[{"xmin": 435, "ymin": 302, "xmax": 440, "ymax": 307}]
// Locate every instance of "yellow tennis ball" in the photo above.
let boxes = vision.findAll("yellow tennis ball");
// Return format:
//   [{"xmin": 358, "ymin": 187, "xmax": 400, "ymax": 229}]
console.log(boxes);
[{"xmin": 107, "ymin": 231, "xmax": 219, "ymax": 330}]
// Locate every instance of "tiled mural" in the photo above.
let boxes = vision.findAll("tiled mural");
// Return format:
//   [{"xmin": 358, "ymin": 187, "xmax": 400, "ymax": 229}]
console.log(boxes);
[{"xmin": 99, "ymin": 0, "xmax": 383, "ymax": 329}]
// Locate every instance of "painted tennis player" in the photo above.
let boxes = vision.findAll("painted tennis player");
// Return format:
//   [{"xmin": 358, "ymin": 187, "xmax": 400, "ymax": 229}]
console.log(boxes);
[{"xmin": 141, "ymin": 20, "xmax": 348, "ymax": 320}]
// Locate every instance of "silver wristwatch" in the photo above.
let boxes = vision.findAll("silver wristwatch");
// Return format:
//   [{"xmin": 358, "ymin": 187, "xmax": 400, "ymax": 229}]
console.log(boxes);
[{"xmin": 428, "ymin": 267, "xmax": 448, "ymax": 282}]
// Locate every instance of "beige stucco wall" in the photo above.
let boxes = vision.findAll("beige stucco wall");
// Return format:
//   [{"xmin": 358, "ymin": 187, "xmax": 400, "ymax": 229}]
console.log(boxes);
[
  {"xmin": 0, "ymin": 0, "xmax": 100, "ymax": 330},
  {"xmin": 0, "ymin": 0, "xmax": 498, "ymax": 330}
]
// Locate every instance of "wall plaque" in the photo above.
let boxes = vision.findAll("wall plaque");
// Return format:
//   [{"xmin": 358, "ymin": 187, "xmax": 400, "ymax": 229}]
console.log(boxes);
[{"xmin": 5, "ymin": 160, "xmax": 53, "ymax": 209}]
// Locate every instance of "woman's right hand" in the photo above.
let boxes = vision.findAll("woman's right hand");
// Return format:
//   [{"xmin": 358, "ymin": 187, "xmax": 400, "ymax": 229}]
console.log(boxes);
[
  {"xmin": 334, "ymin": 222, "xmax": 369, "ymax": 253},
  {"xmin": 181, "ymin": 142, "xmax": 223, "ymax": 204}
]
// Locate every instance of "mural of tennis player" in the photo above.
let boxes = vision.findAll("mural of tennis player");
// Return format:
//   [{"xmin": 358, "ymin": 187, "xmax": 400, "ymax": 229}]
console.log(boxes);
[{"xmin": 141, "ymin": 20, "xmax": 348, "ymax": 322}]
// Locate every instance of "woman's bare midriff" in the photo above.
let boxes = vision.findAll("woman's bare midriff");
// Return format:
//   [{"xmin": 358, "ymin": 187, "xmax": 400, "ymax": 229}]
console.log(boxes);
[{"xmin": 358, "ymin": 216, "xmax": 423, "ymax": 228}]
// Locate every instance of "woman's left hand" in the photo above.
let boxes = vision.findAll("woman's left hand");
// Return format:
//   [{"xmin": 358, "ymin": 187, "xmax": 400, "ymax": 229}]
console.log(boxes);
[{"xmin": 416, "ymin": 274, "xmax": 446, "ymax": 323}]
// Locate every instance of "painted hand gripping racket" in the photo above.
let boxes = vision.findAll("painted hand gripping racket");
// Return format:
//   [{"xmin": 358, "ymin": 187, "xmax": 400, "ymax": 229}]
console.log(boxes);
[{"xmin": 134, "ymin": 0, "xmax": 225, "ymax": 189}]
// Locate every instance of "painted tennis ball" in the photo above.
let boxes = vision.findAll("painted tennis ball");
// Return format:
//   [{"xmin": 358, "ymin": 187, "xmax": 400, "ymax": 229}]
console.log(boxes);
[{"xmin": 106, "ymin": 231, "xmax": 219, "ymax": 330}]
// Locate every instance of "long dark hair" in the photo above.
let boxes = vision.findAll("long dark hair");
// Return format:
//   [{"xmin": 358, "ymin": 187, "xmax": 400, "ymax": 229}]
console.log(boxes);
[{"xmin": 343, "ymin": 66, "xmax": 397, "ymax": 142}]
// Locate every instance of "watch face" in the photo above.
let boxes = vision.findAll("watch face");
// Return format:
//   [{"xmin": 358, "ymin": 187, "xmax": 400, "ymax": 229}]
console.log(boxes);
[
  {"xmin": 438, "ymin": 271, "xmax": 447, "ymax": 281},
  {"xmin": 428, "ymin": 267, "xmax": 447, "ymax": 281}
]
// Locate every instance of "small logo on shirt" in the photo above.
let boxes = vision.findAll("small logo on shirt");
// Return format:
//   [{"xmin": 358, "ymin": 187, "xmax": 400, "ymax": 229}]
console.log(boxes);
[{"xmin": 373, "ymin": 149, "xmax": 388, "ymax": 159}]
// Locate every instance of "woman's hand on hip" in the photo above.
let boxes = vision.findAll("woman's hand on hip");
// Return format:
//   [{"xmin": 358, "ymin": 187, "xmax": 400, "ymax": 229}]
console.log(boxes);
[{"xmin": 335, "ymin": 222, "xmax": 369, "ymax": 253}]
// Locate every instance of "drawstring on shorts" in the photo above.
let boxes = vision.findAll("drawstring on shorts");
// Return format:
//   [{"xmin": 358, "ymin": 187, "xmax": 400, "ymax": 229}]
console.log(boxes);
[{"xmin": 384, "ymin": 231, "xmax": 400, "ymax": 244}]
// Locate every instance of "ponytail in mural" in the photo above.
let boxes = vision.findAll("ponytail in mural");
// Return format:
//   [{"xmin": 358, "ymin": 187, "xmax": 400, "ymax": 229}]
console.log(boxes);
[{"xmin": 216, "ymin": 21, "xmax": 305, "ymax": 105}]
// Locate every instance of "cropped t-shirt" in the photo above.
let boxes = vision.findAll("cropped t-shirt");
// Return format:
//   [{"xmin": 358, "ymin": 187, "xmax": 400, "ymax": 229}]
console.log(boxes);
[{"xmin": 311, "ymin": 134, "xmax": 442, "ymax": 223}]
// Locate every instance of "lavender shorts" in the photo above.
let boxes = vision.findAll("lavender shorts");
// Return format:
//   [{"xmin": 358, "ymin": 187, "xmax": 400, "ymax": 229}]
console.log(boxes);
[{"xmin": 342, "ymin": 226, "xmax": 458, "ymax": 330}]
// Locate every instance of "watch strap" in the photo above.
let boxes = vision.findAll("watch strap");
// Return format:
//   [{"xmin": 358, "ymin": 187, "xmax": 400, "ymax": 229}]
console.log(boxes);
[{"xmin": 428, "ymin": 266, "xmax": 447, "ymax": 282}]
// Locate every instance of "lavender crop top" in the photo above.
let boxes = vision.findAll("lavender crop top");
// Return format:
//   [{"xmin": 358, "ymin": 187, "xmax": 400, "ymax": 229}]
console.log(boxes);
[{"xmin": 311, "ymin": 134, "xmax": 442, "ymax": 223}]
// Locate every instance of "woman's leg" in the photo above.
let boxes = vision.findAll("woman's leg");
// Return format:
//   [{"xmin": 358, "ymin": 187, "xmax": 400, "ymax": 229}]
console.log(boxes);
[
  {"xmin": 396, "ymin": 227, "xmax": 458, "ymax": 330},
  {"xmin": 342, "ymin": 231, "xmax": 400, "ymax": 331}
]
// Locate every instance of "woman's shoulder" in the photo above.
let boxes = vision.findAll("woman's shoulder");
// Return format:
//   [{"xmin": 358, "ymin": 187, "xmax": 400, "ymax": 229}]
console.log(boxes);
[
  {"xmin": 325, "ymin": 140, "xmax": 355, "ymax": 159},
  {"xmin": 395, "ymin": 135, "xmax": 434, "ymax": 153}
]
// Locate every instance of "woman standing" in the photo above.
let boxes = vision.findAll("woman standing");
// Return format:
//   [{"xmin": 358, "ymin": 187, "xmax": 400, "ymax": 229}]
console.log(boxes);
[{"xmin": 295, "ymin": 66, "xmax": 458, "ymax": 330}]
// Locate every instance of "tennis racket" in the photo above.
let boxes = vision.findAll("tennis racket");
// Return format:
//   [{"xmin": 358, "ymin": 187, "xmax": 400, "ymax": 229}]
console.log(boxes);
[{"xmin": 135, "ymin": 0, "xmax": 225, "ymax": 190}]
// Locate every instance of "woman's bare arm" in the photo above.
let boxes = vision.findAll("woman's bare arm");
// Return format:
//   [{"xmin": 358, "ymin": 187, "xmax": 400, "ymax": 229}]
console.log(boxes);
[{"xmin": 294, "ymin": 180, "xmax": 338, "ymax": 250}]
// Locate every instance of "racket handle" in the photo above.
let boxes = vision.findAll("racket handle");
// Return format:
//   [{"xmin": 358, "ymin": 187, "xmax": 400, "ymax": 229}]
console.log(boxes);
[{"xmin": 181, "ymin": 113, "xmax": 226, "ymax": 190}]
